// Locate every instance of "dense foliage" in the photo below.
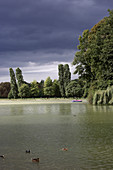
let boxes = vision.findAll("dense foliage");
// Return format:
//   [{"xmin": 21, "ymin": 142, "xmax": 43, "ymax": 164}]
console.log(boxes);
[
  {"xmin": 43, "ymin": 77, "xmax": 61, "ymax": 97},
  {"xmin": 58, "ymin": 64, "xmax": 65, "ymax": 97},
  {"xmin": 0, "ymin": 82, "xmax": 10, "ymax": 98},
  {"xmin": 16, "ymin": 67, "xmax": 24, "ymax": 88},
  {"xmin": 30, "ymin": 80, "xmax": 40, "ymax": 97},
  {"xmin": 38, "ymin": 80, "xmax": 44, "ymax": 97},
  {"xmin": 7, "ymin": 63, "xmax": 84, "ymax": 99},
  {"xmin": 58, "ymin": 64, "xmax": 71, "ymax": 97},
  {"xmin": 8, "ymin": 68, "xmax": 62, "ymax": 98},
  {"xmin": 52, "ymin": 79, "xmax": 61, "ymax": 97},
  {"xmin": 66, "ymin": 79, "xmax": 84, "ymax": 97},
  {"xmin": 64, "ymin": 64, "xmax": 71, "ymax": 91},
  {"xmin": 93, "ymin": 86, "xmax": 113, "ymax": 105},
  {"xmin": 73, "ymin": 9, "xmax": 113, "ymax": 96},
  {"xmin": 9, "ymin": 68, "xmax": 18, "ymax": 99},
  {"xmin": 44, "ymin": 77, "xmax": 54, "ymax": 97},
  {"xmin": 19, "ymin": 84, "xmax": 31, "ymax": 98}
]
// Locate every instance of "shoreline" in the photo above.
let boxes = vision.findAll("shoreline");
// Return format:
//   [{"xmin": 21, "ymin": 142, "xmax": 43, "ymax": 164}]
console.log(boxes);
[{"xmin": 0, "ymin": 98, "xmax": 88, "ymax": 105}]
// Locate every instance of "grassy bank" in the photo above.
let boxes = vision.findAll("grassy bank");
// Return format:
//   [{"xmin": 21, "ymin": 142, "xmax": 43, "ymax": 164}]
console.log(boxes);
[{"xmin": 0, "ymin": 98, "xmax": 88, "ymax": 105}]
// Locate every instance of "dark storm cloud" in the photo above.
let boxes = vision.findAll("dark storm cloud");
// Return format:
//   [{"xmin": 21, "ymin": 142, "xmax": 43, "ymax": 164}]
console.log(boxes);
[
  {"xmin": 0, "ymin": 0, "xmax": 113, "ymax": 81},
  {"xmin": 0, "ymin": 0, "xmax": 108, "ymax": 53},
  {"xmin": 0, "ymin": 0, "xmax": 111, "ymax": 53},
  {"xmin": 94, "ymin": 0, "xmax": 113, "ymax": 6},
  {"xmin": 0, "ymin": 0, "xmax": 78, "ymax": 52}
]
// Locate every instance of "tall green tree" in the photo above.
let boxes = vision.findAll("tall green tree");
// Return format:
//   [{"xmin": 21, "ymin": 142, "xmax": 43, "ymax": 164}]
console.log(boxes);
[
  {"xmin": 58, "ymin": 64, "xmax": 71, "ymax": 97},
  {"xmin": 9, "ymin": 68, "xmax": 18, "ymax": 98},
  {"xmin": 64, "ymin": 64, "xmax": 71, "ymax": 90},
  {"xmin": 16, "ymin": 67, "xmax": 24, "ymax": 88},
  {"xmin": 30, "ymin": 80, "xmax": 39, "ymax": 97},
  {"xmin": 58, "ymin": 64, "xmax": 65, "ymax": 97},
  {"xmin": 72, "ymin": 29, "xmax": 92, "ymax": 86},
  {"xmin": 18, "ymin": 84, "xmax": 31, "ymax": 98},
  {"xmin": 52, "ymin": 79, "xmax": 61, "ymax": 97},
  {"xmin": 73, "ymin": 9, "xmax": 113, "ymax": 94},
  {"xmin": 38, "ymin": 80, "xmax": 44, "ymax": 97},
  {"xmin": 66, "ymin": 80, "xmax": 84, "ymax": 97},
  {"xmin": 44, "ymin": 77, "xmax": 54, "ymax": 97}
]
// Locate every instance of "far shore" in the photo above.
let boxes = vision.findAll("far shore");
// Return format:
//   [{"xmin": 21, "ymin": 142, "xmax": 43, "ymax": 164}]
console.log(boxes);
[{"xmin": 0, "ymin": 98, "xmax": 88, "ymax": 105}]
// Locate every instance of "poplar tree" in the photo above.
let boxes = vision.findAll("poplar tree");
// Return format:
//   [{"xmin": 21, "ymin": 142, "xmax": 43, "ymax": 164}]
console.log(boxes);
[
  {"xmin": 58, "ymin": 64, "xmax": 65, "ymax": 97},
  {"xmin": 16, "ymin": 67, "xmax": 24, "ymax": 88},
  {"xmin": 9, "ymin": 68, "xmax": 18, "ymax": 98},
  {"xmin": 64, "ymin": 64, "xmax": 71, "ymax": 90},
  {"xmin": 58, "ymin": 64, "xmax": 71, "ymax": 97}
]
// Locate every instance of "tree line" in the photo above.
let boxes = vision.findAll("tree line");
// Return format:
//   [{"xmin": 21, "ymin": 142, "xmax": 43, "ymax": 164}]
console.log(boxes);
[{"xmin": 2, "ymin": 64, "xmax": 83, "ymax": 99}]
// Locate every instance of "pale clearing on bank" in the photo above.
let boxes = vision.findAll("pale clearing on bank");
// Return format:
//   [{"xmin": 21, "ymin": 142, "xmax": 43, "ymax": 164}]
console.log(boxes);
[{"xmin": 0, "ymin": 98, "xmax": 87, "ymax": 105}]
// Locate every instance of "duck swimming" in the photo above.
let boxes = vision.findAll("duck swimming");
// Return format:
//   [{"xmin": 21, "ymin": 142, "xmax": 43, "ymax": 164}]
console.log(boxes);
[
  {"xmin": 32, "ymin": 158, "xmax": 39, "ymax": 162},
  {"xmin": 61, "ymin": 148, "xmax": 68, "ymax": 151},
  {"xmin": 0, "ymin": 155, "xmax": 5, "ymax": 158},
  {"xmin": 26, "ymin": 150, "xmax": 30, "ymax": 153}
]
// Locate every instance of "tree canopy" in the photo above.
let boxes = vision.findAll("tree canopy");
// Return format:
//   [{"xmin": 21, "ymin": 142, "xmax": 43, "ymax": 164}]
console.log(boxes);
[
  {"xmin": 16, "ymin": 67, "xmax": 24, "ymax": 88},
  {"xmin": 58, "ymin": 64, "xmax": 71, "ymax": 97},
  {"xmin": 30, "ymin": 80, "xmax": 39, "ymax": 97},
  {"xmin": 73, "ymin": 9, "xmax": 113, "ymax": 92},
  {"xmin": 0, "ymin": 82, "xmax": 10, "ymax": 98},
  {"xmin": 9, "ymin": 68, "xmax": 18, "ymax": 99},
  {"xmin": 44, "ymin": 77, "xmax": 54, "ymax": 97},
  {"xmin": 66, "ymin": 79, "xmax": 84, "ymax": 97},
  {"xmin": 18, "ymin": 84, "xmax": 31, "ymax": 98}
]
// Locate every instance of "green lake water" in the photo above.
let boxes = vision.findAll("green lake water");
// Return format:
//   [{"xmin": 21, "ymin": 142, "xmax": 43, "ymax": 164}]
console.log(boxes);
[{"xmin": 0, "ymin": 102, "xmax": 113, "ymax": 170}]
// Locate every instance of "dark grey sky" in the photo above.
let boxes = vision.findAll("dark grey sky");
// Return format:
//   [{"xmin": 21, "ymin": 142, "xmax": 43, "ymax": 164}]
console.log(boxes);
[{"xmin": 0, "ymin": 0, "xmax": 113, "ymax": 82}]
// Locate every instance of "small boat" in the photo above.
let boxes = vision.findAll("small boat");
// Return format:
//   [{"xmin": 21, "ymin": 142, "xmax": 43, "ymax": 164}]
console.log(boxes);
[{"xmin": 72, "ymin": 100, "xmax": 82, "ymax": 102}]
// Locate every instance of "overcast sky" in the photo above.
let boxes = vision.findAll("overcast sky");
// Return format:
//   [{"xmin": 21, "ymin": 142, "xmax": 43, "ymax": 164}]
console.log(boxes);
[{"xmin": 0, "ymin": 0, "xmax": 113, "ymax": 83}]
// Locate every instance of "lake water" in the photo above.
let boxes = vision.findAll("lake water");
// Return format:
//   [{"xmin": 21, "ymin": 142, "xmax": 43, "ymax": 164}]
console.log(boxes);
[{"xmin": 0, "ymin": 102, "xmax": 113, "ymax": 170}]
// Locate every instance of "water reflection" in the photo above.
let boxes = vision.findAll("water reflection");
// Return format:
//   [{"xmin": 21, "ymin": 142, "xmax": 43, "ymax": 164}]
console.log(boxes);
[
  {"xmin": 0, "ymin": 103, "xmax": 87, "ymax": 116},
  {"xmin": 92, "ymin": 105, "xmax": 113, "ymax": 113},
  {"xmin": 71, "ymin": 103, "xmax": 86, "ymax": 116}
]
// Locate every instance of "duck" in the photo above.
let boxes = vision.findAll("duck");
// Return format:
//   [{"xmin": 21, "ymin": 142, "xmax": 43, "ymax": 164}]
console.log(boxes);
[
  {"xmin": 61, "ymin": 148, "xmax": 68, "ymax": 151},
  {"xmin": 0, "ymin": 155, "xmax": 5, "ymax": 159},
  {"xmin": 32, "ymin": 158, "xmax": 40, "ymax": 162},
  {"xmin": 26, "ymin": 150, "xmax": 30, "ymax": 153}
]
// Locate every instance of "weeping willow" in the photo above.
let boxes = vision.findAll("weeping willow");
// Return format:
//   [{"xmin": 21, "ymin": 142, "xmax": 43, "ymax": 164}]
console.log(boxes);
[{"xmin": 93, "ymin": 86, "xmax": 113, "ymax": 105}]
